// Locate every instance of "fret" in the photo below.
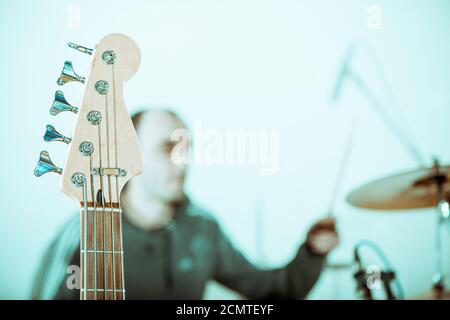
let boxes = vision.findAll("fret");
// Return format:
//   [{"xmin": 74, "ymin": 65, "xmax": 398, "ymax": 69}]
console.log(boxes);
[
  {"xmin": 82, "ymin": 201, "xmax": 120, "ymax": 208},
  {"xmin": 82, "ymin": 291, "xmax": 124, "ymax": 300},
  {"xmin": 81, "ymin": 249, "xmax": 123, "ymax": 254},
  {"xmin": 81, "ymin": 289, "xmax": 125, "ymax": 293},
  {"xmin": 86, "ymin": 207, "xmax": 122, "ymax": 213}
]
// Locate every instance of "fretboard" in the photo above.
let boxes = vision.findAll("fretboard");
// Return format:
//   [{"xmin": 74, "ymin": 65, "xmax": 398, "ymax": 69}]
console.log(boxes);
[{"xmin": 80, "ymin": 201, "xmax": 125, "ymax": 300}]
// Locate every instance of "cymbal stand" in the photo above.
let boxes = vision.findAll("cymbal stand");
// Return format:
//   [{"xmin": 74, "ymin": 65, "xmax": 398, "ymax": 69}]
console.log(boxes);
[{"xmin": 431, "ymin": 160, "xmax": 449, "ymax": 294}]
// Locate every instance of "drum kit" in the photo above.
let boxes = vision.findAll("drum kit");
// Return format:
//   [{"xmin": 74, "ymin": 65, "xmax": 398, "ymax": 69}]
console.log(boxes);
[
  {"xmin": 329, "ymin": 42, "xmax": 450, "ymax": 299},
  {"xmin": 344, "ymin": 159, "xmax": 450, "ymax": 300}
]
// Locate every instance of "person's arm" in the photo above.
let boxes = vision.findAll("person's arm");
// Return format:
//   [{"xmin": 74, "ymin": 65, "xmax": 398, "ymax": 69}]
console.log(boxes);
[{"xmin": 211, "ymin": 222, "xmax": 327, "ymax": 299}]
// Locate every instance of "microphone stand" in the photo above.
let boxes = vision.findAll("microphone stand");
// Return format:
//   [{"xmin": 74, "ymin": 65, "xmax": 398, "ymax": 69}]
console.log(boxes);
[
  {"xmin": 354, "ymin": 269, "xmax": 397, "ymax": 300},
  {"xmin": 354, "ymin": 247, "xmax": 399, "ymax": 300},
  {"xmin": 429, "ymin": 159, "xmax": 450, "ymax": 296}
]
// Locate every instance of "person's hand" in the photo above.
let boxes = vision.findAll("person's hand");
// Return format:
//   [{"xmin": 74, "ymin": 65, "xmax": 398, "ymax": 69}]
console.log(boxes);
[{"xmin": 306, "ymin": 217, "xmax": 339, "ymax": 256}]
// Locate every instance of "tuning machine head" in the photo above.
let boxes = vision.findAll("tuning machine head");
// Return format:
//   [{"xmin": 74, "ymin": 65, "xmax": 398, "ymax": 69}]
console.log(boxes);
[
  {"xmin": 43, "ymin": 125, "xmax": 71, "ymax": 144},
  {"xmin": 50, "ymin": 91, "xmax": 78, "ymax": 116},
  {"xmin": 57, "ymin": 61, "xmax": 85, "ymax": 86},
  {"xmin": 34, "ymin": 151, "xmax": 63, "ymax": 177},
  {"xmin": 67, "ymin": 42, "xmax": 93, "ymax": 55}
]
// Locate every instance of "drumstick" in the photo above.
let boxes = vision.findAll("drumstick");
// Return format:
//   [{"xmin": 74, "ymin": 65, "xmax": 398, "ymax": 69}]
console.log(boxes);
[{"xmin": 326, "ymin": 114, "xmax": 359, "ymax": 217}]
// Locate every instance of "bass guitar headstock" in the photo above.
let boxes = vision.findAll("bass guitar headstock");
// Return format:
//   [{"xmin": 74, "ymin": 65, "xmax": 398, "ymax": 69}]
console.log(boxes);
[{"xmin": 35, "ymin": 33, "xmax": 143, "ymax": 207}]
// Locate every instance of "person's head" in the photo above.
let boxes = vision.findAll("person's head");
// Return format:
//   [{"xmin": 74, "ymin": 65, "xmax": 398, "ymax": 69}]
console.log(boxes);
[{"xmin": 129, "ymin": 109, "xmax": 190, "ymax": 203}]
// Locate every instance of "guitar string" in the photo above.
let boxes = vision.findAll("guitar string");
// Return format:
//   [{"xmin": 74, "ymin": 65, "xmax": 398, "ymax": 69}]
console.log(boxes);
[
  {"xmin": 104, "ymin": 91, "xmax": 117, "ymax": 300},
  {"xmin": 108, "ymin": 174, "xmax": 116, "ymax": 299},
  {"xmin": 97, "ymin": 123, "xmax": 107, "ymax": 299},
  {"xmin": 117, "ymin": 180, "xmax": 125, "ymax": 299},
  {"xmin": 89, "ymin": 155, "xmax": 98, "ymax": 299},
  {"xmin": 112, "ymin": 63, "xmax": 125, "ymax": 299},
  {"xmin": 82, "ymin": 177, "xmax": 88, "ymax": 300}
]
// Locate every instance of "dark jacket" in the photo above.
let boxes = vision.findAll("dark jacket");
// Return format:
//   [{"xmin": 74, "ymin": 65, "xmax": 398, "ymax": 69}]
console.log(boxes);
[{"xmin": 32, "ymin": 201, "xmax": 325, "ymax": 299}]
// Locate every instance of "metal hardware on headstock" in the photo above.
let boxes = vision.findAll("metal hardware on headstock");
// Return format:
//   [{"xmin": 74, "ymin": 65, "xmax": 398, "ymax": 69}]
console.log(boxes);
[
  {"xmin": 34, "ymin": 34, "xmax": 142, "ymax": 301},
  {"xmin": 92, "ymin": 167, "xmax": 127, "ymax": 177},
  {"xmin": 57, "ymin": 61, "xmax": 85, "ymax": 85},
  {"xmin": 87, "ymin": 111, "xmax": 102, "ymax": 125},
  {"xmin": 67, "ymin": 42, "xmax": 93, "ymax": 55},
  {"xmin": 34, "ymin": 151, "xmax": 63, "ymax": 177},
  {"xmin": 43, "ymin": 124, "xmax": 72, "ymax": 144},
  {"xmin": 50, "ymin": 91, "xmax": 78, "ymax": 116},
  {"xmin": 71, "ymin": 172, "xmax": 86, "ymax": 187},
  {"xmin": 79, "ymin": 141, "xmax": 94, "ymax": 156},
  {"xmin": 102, "ymin": 50, "xmax": 116, "ymax": 64},
  {"xmin": 95, "ymin": 80, "xmax": 109, "ymax": 94},
  {"xmin": 38, "ymin": 34, "xmax": 142, "ymax": 197}
]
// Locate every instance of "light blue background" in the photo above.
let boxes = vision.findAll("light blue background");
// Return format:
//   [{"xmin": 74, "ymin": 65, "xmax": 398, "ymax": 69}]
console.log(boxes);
[{"xmin": 0, "ymin": 0, "xmax": 449, "ymax": 299}]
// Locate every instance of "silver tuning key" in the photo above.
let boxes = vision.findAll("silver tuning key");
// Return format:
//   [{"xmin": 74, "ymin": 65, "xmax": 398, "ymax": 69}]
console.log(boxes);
[
  {"xmin": 67, "ymin": 42, "xmax": 93, "ymax": 55},
  {"xmin": 57, "ymin": 61, "xmax": 85, "ymax": 86},
  {"xmin": 50, "ymin": 91, "xmax": 78, "ymax": 115},
  {"xmin": 43, "ymin": 125, "xmax": 72, "ymax": 144},
  {"xmin": 34, "ymin": 151, "xmax": 63, "ymax": 177}
]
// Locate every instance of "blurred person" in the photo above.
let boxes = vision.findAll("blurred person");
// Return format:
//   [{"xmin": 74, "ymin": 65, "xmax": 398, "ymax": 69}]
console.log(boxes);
[{"xmin": 32, "ymin": 109, "xmax": 339, "ymax": 299}]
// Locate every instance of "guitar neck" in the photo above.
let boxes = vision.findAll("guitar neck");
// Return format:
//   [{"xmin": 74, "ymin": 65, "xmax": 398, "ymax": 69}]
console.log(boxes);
[{"xmin": 80, "ymin": 200, "xmax": 125, "ymax": 300}]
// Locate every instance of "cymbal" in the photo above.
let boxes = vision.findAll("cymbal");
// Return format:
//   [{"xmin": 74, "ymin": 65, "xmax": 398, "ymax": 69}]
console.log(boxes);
[{"xmin": 347, "ymin": 165, "xmax": 450, "ymax": 210}]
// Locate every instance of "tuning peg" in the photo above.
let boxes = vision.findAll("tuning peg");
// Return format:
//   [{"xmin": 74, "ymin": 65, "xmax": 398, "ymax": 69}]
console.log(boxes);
[
  {"xmin": 34, "ymin": 151, "xmax": 63, "ymax": 177},
  {"xmin": 50, "ymin": 91, "xmax": 78, "ymax": 115},
  {"xmin": 57, "ymin": 61, "xmax": 85, "ymax": 86},
  {"xmin": 67, "ymin": 42, "xmax": 93, "ymax": 55},
  {"xmin": 43, "ymin": 125, "xmax": 72, "ymax": 144}
]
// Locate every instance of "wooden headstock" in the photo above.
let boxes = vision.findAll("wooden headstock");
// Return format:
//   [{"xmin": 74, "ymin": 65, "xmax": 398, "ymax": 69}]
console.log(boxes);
[{"xmin": 61, "ymin": 33, "xmax": 142, "ymax": 206}]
